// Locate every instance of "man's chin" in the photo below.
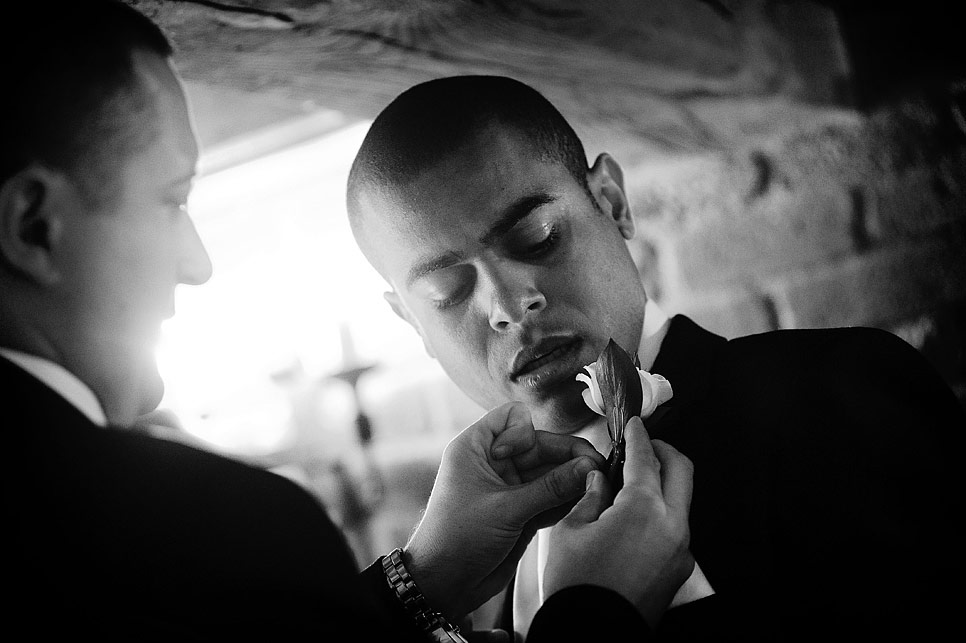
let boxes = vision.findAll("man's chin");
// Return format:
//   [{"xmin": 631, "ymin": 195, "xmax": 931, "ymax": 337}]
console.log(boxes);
[
  {"xmin": 529, "ymin": 395, "xmax": 598, "ymax": 434},
  {"xmin": 136, "ymin": 366, "xmax": 166, "ymax": 417}
]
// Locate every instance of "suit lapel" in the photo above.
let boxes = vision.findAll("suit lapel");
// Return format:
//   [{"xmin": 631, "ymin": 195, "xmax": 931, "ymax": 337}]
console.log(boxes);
[
  {"xmin": 647, "ymin": 315, "xmax": 727, "ymax": 441},
  {"xmin": 648, "ymin": 317, "xmax": 778, "ymax": 608}
]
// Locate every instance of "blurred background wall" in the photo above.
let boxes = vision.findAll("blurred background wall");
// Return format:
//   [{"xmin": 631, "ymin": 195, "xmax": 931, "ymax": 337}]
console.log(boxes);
[{"xmin": 125, "ymin": 0, "xmax": 965, "ymax": 566}]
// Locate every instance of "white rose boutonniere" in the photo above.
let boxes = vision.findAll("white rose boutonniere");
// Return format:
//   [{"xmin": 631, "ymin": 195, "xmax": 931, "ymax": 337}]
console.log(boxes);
[
  {"xmin": 575, "ymin": 338, "xmax": 673, "ymax": 489},
  {"xmin": 576, "ymin": 362, "xmax": 673, "ymax": 420}
]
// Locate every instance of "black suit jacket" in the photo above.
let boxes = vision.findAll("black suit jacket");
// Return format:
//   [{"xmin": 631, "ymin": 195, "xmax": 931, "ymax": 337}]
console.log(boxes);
[
  {"xmin": 2, "ymin": 356, "xmax": 652, "ymax": 640},
  {"xmin": 644, "ymin": 316, "xmax": 966, "ymax": 641},
  {"xmin": 2, "ymin": 355, "xmax": 419, "ymax": 639}
]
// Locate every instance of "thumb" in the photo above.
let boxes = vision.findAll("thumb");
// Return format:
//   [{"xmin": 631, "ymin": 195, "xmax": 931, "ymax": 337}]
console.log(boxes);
[
  {"xmin": 513, "ymin": 456, "xmax": 598, "ymax": 520},
  {"xmin": 560, "ymin": 469, "xmax": 609, "ymax": 527}
]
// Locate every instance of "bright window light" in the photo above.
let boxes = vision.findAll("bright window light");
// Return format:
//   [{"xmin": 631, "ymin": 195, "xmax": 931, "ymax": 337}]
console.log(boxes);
[{"xmin": 155, "ymin": 121, "xmax": 481, "ymax": 459}]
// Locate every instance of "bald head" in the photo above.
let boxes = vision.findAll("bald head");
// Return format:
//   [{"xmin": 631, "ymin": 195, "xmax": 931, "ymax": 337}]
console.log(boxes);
[{"xmin": 346, "ymin": 75, "xmax": 591, "ymax": 266}]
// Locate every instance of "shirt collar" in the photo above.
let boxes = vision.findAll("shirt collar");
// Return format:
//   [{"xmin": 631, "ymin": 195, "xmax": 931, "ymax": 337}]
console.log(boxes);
[
  {"xmin": 0, "ymin": 348, "xmax": 108, "ymax": 427},
  {"xmin": 638, "ymin": 298, "xmax": 671, "ymax": 372}
]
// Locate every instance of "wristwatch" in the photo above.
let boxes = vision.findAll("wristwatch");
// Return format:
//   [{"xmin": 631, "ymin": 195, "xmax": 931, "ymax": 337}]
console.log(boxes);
[{"xmin": 382, "ymin": 547, "xmax": 469, "ymax": 643}]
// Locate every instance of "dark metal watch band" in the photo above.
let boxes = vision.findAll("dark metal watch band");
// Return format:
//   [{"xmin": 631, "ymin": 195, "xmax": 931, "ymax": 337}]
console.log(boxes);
[{"xmin": 382, "ymin": 547, "xmax": 468, "ymax": 643}]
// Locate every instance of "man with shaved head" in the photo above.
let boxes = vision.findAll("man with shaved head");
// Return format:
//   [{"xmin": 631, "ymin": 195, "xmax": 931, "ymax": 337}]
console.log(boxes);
[{"xmin": 347, "ymin": 74, "xmax": 965, "ymax": 642}]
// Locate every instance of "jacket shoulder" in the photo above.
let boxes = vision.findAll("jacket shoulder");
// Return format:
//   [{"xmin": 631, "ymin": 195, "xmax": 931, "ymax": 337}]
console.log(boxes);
[{"xmin": 726, "ymin": 325, "xmax": 919, "ymax": 373}]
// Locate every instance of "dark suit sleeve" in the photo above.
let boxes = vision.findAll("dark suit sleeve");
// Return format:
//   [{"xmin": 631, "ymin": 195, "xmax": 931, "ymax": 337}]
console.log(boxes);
[{"xmin": 527, "ymin": 585, "xmax": 653, "ymax": 641}]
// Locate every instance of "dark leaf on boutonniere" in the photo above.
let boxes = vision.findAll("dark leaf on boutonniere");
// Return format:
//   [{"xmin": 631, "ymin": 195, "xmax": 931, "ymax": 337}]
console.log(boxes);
[{"xmin": 595, "ymin": 339, "xmax": 643, "ymax": 492}]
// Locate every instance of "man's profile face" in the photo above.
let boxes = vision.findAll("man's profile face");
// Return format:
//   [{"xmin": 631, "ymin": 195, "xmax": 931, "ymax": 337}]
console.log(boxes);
[
  {"xmin": 358, "ymin": 125, "xmax": 646, "ymax": 434},
  {"xmin": 55, "ymin": 50, "xmax": 212, "ymax": 419}
]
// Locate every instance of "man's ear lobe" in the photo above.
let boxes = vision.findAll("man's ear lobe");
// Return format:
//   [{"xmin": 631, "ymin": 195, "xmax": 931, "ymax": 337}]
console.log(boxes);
[
  {"xmin": 587, "ymin": 152, "xmax": 635, "ymax": 240},
  {"xmin": 384, "ymin": 290, "xmax": 436, "ymax": 359},
  {"xmin": 0, "ymin": 166, "xmax": 68, "ymax": 285}
]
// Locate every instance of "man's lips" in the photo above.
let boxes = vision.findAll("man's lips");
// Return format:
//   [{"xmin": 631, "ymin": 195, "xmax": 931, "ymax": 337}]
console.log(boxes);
[{"xmin": 509, "ymin": 336, "xmax": 584, "ymax": 388}]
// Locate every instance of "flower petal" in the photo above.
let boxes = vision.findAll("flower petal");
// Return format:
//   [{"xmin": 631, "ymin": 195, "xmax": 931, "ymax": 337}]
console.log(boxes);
[
  {"xmin": 639, "ymin": 370, "xmax": 673, "ymax": 418},
  {"xmin": 581, "ymin": 387, "xmax": 604, "ymax": 415},
  {"xmin": 575, "ymin": 365, "xmax": 605, "ymax": 415}
]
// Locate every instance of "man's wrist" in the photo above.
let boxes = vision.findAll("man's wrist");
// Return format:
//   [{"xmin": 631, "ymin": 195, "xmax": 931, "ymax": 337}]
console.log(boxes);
[{"xmin": 382, "ymin": 548, "xmax": 468, "ymax": 643}]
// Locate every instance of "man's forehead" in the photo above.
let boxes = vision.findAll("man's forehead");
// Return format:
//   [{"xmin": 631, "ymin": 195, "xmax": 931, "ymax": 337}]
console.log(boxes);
[
  {"xmin": 377, "ymin": 135, "xmax": 567, "ymax": 217},
  {"xmin": 353, "ymin": 124, "xmax": 579, "ymax": 279},
  {"xmin": 127, "ymin": 51, "xmax": 199, "ymax": 177},
  {"xmin": 362, "ymin": 166, "xmax": 555, "ymax": 249},
  {"xmin": 357, "ymin": 187, "xmax": 463, "ymax": 266}
]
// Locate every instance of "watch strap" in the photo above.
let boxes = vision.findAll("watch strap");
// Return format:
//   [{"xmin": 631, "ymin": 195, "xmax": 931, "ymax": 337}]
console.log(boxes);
[{"xmin": 382, "ymin": 547, "xmax": 468, "ymax": 643}]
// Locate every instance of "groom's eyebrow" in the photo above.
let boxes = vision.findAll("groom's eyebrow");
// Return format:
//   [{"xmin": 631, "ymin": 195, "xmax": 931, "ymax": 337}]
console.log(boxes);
[
  {"xmin": 479, "ymin": 193, "xmax": 555, "ymax": 246},
  {"xmin": 406, "ymin": 251, "xmax": 462, "ymax": 287}
]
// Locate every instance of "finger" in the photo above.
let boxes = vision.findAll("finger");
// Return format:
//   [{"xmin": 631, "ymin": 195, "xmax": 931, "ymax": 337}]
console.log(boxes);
[
  {"xmin": 512, "ymin": 456, "xmax": 599, "ymax": 520},
  {"xmin": 652, "ymin": 440, "xmax": 694, "ymax": 515},
  {"xmin": 508, "ymin": 431, "xmax": 605, "ymax": 477},
  {"xmin": 622, "ymin": 416, "xmax": 662, "ymax": 490},
  {"xmin": 559, "ymin": 470, "xmax": 610, "ymax": 527},
  {"xmin": 488, "ymin": 402, "xmax": 536, "ymax": 460},
  {"xmin": 536, "ymin": 431, "xmax": 604, "ymax": 467}
]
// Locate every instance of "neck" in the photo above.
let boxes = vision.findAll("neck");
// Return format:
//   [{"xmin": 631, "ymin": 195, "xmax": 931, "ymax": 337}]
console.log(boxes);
[
  {"xmin": 0, "ymin": 316, "xmax": 145, "ymax": 427},
  {"xmin": 83, "ymin": 366, "xmax": 144, "ymax": 426},
  {"xmin": 0, "ymin": 310, "xmax": 64, "ymax": 372}
]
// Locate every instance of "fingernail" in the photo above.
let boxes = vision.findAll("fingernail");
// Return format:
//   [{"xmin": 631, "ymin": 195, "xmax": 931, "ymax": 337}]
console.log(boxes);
[
  {"xmin": 585, "ymin": 470, "xmax": 597, "ymax": 490},
  {"xmin": 492, "ymin": 444, "xmax": 509, "ymax": 459}
]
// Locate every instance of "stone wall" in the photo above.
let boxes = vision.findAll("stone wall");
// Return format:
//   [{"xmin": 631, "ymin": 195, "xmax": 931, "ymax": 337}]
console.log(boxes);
[{"xmin": 626, "ymin": 87, "xmax": 966, "ymax": 408}]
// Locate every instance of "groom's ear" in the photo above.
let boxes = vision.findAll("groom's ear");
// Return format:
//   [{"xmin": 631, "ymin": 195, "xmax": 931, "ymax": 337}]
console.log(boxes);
[
  {"xmin": 384, "ymin": 290, "xmax": 437, "ymax": 359},
  {"xmin": 587, "ymin": 152, "xmax": 634, "ymax": 240}
]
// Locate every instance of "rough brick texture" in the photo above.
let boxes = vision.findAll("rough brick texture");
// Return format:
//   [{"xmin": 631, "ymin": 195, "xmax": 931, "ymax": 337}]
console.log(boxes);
[{"xmin": 625, "ymin": 93, "xmax": 966, "ymax": 406}]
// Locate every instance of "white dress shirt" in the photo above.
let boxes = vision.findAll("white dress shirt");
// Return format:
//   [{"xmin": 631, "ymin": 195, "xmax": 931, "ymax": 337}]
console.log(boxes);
[{"xmin": 1, "ymin": 347, "xmax": 108, "ymax": 427}]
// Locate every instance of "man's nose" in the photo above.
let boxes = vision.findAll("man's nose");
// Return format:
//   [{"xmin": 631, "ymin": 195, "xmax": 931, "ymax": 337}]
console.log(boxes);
[
  {"xmin": 483, "ymin": 263, "xmax": 546, "ymax": 331},
  {"xmin": 177, "ymin": 215, "xmax": 213, "ymax": 286}
]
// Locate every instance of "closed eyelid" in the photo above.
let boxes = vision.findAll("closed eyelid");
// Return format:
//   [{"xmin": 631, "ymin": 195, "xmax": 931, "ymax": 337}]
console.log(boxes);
[
  {"xmin": 406, "ymin": 252, "xmax": 462, "ymax": 289},
  {"xmin": 506, "ymin": 218, "xmax": 553, "ymax": 238},
  {"xmin": 412, "ymin": 263, "xmax": 475, "ymax": 302},
  {"xmin": 479, "ymin": 194, "xmax": 555, "ymax": 246},
  {"xmin": 410, "ymin": 263, "xmax": 473, "ymax": 291}
]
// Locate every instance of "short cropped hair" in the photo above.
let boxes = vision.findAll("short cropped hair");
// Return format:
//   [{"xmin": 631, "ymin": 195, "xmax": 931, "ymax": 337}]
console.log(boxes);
[
  {"xmin": 0, "ymin": 0, "xmax": 173, "ymax": 202},
  {"xmin": 347, "ymin": 75, "xmax": 590, "ymax": 216}
]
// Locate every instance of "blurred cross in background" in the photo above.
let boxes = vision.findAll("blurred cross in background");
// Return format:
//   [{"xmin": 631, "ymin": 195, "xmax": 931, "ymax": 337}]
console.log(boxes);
[{"xmin": 326, "ymin": 322, "xmax": 385, "ymax": 562}]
